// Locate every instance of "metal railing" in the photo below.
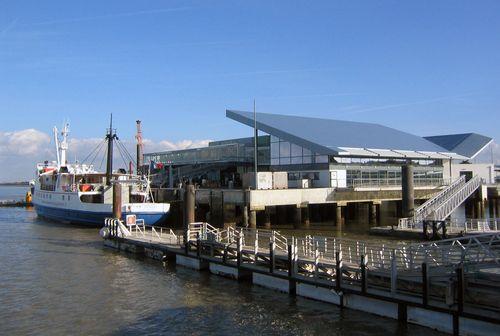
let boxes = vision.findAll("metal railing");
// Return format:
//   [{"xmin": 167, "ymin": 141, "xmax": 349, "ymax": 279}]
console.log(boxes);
[
  {"xmin": 186, "ymin": 223, "xmax": 500, "ymax": 272},
  {"xmin": 431, "ymin": 176, "xmax": 482, "ymax": 220},
  {"xmin": 349, "ymin": 177, "xmax": 450, "ymax": 189},
  {"xmin": 104, "ymin": 217, "xmax": 180, "ymax": 244},
  {"xmin": 399, "ymin": 176, "xmax": 482, "ymax": 229},
  {"xmin": 448, "ymin": 218, "xmax": 500, "ymax": 233}
]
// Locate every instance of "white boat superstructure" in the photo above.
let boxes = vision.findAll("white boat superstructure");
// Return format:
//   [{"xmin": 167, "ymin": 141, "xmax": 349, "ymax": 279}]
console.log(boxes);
[{"xmin": 31, "ymin": 120, "xmax": 169, "ymax": 226}]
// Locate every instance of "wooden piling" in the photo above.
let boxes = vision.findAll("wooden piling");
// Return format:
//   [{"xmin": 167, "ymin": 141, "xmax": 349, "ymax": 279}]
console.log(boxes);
[{"xmin": 112, "ymin": 183, "xmax": 122, "ymax": 219}]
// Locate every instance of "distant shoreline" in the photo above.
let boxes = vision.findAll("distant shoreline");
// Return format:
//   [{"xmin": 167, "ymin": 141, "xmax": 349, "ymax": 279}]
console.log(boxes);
[{"xmin": 0, "ymin": 182, "xmax": 29, "ymax": 186}]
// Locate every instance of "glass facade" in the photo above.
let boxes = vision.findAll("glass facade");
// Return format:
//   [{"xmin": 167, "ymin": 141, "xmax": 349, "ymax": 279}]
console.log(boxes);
[
  {"xmin": 144, "ymin": 136, "xmax": 270, "ymax": 166},
  {"xmin": 340, "ymin": 167, "xmax": 444, "ymax": 188},
  {"xmin": 270, "ymin": 135, "xmax": 328, "ymax": 165}
]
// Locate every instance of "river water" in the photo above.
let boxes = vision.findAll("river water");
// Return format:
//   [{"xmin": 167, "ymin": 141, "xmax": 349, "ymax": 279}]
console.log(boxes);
[{"xmin": 0, "ymin": 186, "xmax": 444, "ymax": 335}]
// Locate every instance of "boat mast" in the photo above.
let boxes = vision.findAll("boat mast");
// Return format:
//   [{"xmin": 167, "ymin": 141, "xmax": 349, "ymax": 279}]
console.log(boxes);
[
  {"xmin": 105, "ymin": 114, "xmax": 117, "ymax": 185},
  {"xmin": 136, "ymin": 120, "xmax": 143, "ymax": 176},
  {"xmin": 59, "ymin": 123, "xmax": 69, "ymax": 167},
  {"xmin": 53, "ymin": 126, "xmax": 60, "ymax": 167}
]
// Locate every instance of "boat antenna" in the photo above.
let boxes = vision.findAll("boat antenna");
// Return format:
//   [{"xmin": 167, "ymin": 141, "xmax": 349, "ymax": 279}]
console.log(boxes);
[{"xmin": 105, "ymin": 113, "xmax": 117, "ymax": 185}]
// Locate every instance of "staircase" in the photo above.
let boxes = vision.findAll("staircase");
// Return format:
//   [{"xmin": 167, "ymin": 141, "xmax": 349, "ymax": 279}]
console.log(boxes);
[{"xmin": 399, "ymin": 175, "xmax": 483, "ymax": 229}]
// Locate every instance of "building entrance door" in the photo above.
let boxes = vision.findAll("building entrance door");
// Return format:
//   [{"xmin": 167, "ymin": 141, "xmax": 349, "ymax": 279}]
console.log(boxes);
[{"xmin": 460, "ymin": 171, "xmax": 473, "ymax": 182}]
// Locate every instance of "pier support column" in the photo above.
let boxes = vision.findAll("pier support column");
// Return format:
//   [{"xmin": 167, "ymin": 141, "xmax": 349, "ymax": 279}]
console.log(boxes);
[
  {"xmin": 112, "ymin": 183, "xmax": 122, "ymax": 219},
  {"xmin": 401, "ymin": 163, "xmax": 415, "ymax": 218},
  {"xmin": 249, "ymin": 209, "xmax": 257, "ymax": 229},
  {"xmin": 263, "ymin": 207, "xmax": 271, "ymax": 229},
  {"xmin": 294, "ymin": 206, "xmax": 302, "ymax": 229},
  {"xmin": 335, "ymin": 203, "xmax": 343, "ymax": 227},
  {"xmin": 302, "ymin": 205, "xmax": 310, "ymax": 229},
  {"xmin": 475, "ymin": 200, "xmax": 483, "ymax": 218},
  {"xmin": 369, "ymin": 202, "xmax": 378, "ymax": 225},
  {"xmin": 243, "ymin": 205, "xmax": 249, "ymax": 227}
]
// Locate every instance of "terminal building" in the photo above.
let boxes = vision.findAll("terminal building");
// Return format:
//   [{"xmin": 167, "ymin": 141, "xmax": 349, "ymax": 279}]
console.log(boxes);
[{"xmin": 144, "ymin": 110, "xmax": 497, "ymax": 229}]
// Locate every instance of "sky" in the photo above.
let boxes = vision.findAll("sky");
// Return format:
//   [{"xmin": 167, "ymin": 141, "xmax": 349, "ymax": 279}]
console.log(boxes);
[{"xmin": 1, "ymin": 0, "xmax": 500, "ymax": 181}]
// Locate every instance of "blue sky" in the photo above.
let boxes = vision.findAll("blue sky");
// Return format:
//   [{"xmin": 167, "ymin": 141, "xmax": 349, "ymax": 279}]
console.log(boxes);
[{"xmin": 1, "ymin": 1, "xmax": 500, "ymax": 180}]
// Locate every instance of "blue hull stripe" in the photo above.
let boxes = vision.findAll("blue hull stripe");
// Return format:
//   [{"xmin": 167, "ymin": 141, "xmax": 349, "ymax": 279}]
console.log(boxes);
[{"xmin": 34, "ymin": 204, "xmax": 169, "ymax": 226}]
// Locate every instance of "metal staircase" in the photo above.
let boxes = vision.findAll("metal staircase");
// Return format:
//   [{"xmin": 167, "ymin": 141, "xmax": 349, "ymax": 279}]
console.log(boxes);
[{"xmin": 399, "ymin": 175, "xmax": 482, "ymax": 229}]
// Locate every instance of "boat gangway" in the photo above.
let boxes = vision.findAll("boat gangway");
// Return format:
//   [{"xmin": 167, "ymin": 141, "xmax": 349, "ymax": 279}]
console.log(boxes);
[{"xmin": 102, "ymin": 219, "xmax": 500, "ymax": 335}]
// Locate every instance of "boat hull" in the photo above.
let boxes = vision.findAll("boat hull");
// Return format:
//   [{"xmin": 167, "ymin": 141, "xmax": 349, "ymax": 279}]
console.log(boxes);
[{"xmin": 34, "ymin": 203, "xmax": 169, "ymax": 227}]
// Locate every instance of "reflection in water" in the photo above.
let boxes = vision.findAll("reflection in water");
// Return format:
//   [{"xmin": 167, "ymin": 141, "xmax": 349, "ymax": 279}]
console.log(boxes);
[{"xmin": 0, "ymin": 205, "xmax": 446, "ymax": 336}]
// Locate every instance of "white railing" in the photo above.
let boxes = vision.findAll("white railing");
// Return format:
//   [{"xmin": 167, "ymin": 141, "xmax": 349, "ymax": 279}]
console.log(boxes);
[
  {"xmin": 104, "ymin": 217, "xmax": 180, "ymax": 244},
  {"xmin": 431, "ymin": 176, "xmax": 482, "ymax": 220},
  {"xmin": 107, "ymin": 218, "xmax": 500, "ymax": 274},
  {"xmin": 399, "ymin": 175, "xmax": 482, "ymax": 229},
  {"xmin": 448, "ymin": 218, "xmax": 500, "ymax": 233}
]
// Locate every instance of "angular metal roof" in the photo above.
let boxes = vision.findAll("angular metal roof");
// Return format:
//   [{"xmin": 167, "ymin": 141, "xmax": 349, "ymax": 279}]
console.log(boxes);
[
  {"xmin": 226, "ymin": 110, "xmax": 467, "ymax": 159},
  {"xmin": 424, "ymin": 133, "xmax": 493, "ymax": 159}
]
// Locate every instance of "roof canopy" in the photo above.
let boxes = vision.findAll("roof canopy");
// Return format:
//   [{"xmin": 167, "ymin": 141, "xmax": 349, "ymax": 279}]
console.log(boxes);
[
  {"xmin": 424, "ymin": 133, "xmax": 493, "ymax": 159},
  {"xmin": 226, "ymin": 110, "xmax": 468, "ymax": 160}
]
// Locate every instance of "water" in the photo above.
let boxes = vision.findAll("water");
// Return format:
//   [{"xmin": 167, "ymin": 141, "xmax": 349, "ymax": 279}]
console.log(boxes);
[{"xmin": 0, "ymin": 186, "xmax": 444, "ymax": 335}]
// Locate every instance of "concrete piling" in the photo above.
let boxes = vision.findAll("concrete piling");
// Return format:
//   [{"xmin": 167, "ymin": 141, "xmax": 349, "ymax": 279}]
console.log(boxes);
[
  {"xmin": 302, "ymin": 206, "xmax": 310, "ymax": 229},
  {"xmin": 263, "ymin": 207, "xmax": 271, "ymax": 229},
  {"xmin": 249, "ymin": 210, "xmax": 257, "ymax": 229},
  {"xmin": 294, "ymin": 206, "xmax": 302, "ymax": 229},
  {"xmin": 243, "ymin": 205, "xmax": 249, "ymax": 227},
  {"xmin": 335, "ymin": 204, "xmax": 343, "ymax": 227},
  {"xmin": 370, "ymin": 202, "xmax": 377, "ymax": 225},
  {"xmin": 401, "ymin": 163, "xmax": 415, "ymax": 218}
]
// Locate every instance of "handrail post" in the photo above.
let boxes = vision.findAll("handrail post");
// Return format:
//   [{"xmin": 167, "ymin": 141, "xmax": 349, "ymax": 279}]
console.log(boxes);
[{"xmin": 269, "ymin": 239, "xmax": 275, "ymax": 273}]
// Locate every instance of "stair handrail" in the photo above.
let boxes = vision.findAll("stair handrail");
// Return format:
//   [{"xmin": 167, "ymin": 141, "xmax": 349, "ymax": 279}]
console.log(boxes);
[{"xmin": 431, "ymin": 176, "xmax": 482, "ymax": 220}]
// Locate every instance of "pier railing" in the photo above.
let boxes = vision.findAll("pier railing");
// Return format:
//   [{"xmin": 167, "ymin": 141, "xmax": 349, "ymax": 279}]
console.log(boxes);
[
  {"xmin": 186, "ymin": 223, "xmax": 500, "ymax": 272},
  {"xmin": 104, "ymin": 218, "xmax": 181, "ymax": 245}
]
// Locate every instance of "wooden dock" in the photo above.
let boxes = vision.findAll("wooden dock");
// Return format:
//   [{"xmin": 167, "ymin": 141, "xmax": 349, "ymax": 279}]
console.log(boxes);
[{"xmin": 102, "ymin": 220, "xmax": 500, "ymax": 336}]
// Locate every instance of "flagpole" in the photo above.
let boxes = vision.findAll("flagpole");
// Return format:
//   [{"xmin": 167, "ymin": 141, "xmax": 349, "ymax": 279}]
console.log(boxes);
[{"xmin": 253, "ymin": 99, "xmax": 258, "ymax": 189}]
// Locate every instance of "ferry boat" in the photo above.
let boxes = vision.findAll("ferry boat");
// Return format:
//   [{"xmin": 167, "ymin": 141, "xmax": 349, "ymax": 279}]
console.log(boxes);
[{"xmin": 31, "ymin": 121, "xmax": 169, "ymax": 226}]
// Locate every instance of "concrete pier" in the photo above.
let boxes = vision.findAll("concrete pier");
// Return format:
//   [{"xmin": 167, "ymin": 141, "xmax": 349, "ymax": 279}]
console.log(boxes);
[
  {"xmin": 103, "ymin": 226, "xmax": 500, "ymax": 336},
  {"xmin": 401, "ymin": 163, "xmax": 414, "ymax": 218},
  {"xmin": 263, "ymin": 207, "xmax": 271, "ymax": 229},
  {"xmin": 301, "ymin": 206, "xmax": 310, "ymax": 229},
  {"xmin": 249, "ymin": 210, "xmax": 257, "ymax": 229},
  {"xmin": 335, "ymin": 203, "xmax": 343, "ymax": 227}
]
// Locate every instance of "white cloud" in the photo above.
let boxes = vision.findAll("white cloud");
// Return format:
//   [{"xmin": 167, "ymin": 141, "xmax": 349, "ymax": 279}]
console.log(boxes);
[
  {"xmin": 0, "ymin": 129, "xmax": 51, "ymax": 156},
  {"xmin": 0, "ymin": 128, "xmax": 211, "ymax": 182}
]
